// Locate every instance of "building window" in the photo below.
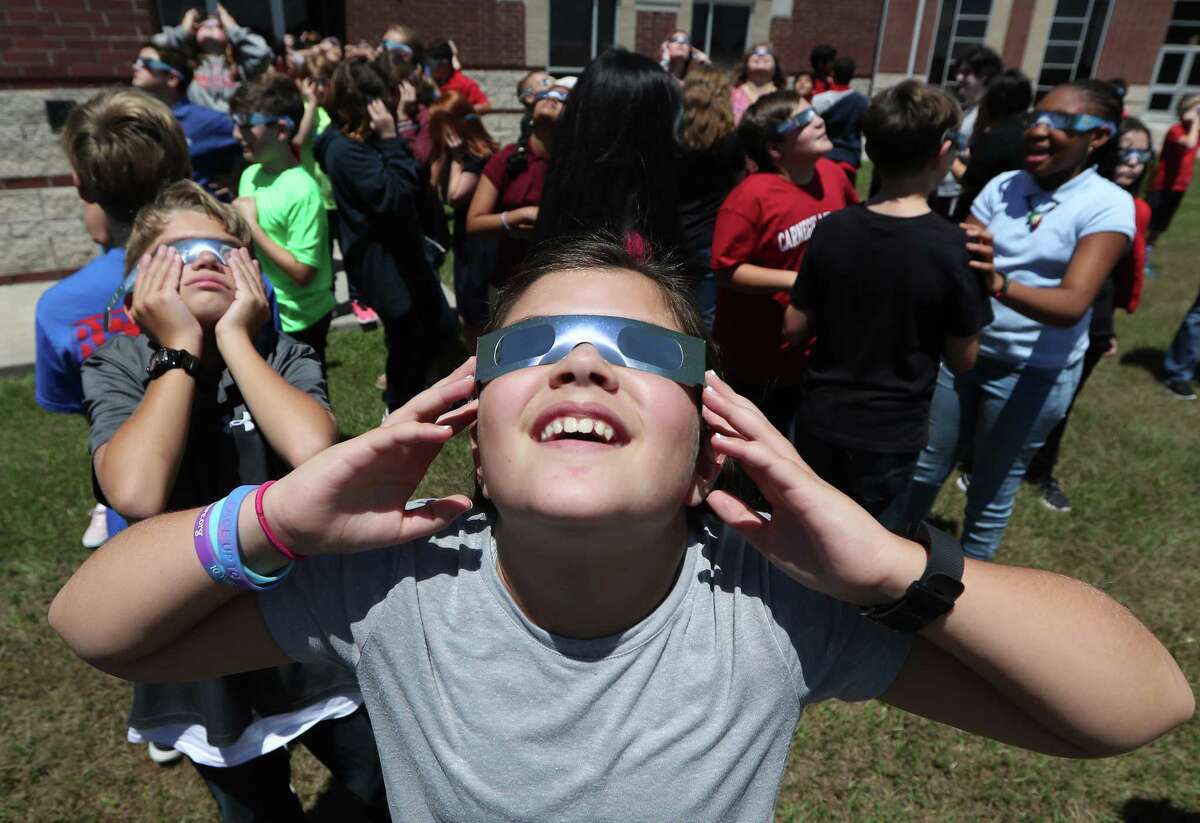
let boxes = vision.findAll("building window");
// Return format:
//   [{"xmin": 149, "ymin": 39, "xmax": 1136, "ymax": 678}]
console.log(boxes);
[
  {"xmin": 1034, "ymin": 0, "xmax": 1113, "ymax": 99},
  {"xmin": 549, "ymin": 0, "xmax": 617, "ymax": 72},
  {"xmin": 155, "ymin": 0, "xmax": 344, "ymax": 44},
  {"xmin": 1147, "ymin": 1, "xmax": 1200, "ymax": 114},
  {"xmin": 928, "ymin": 0, "xmax": 993, "ymax": 87},
  {"xmin": 691, "ymin": 3, "xmax": 751, "ymax": 68}
]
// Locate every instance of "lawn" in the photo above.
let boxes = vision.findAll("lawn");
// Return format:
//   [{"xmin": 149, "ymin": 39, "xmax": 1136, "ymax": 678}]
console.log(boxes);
[{"xmin": 1, "ymin": 190, "xmax": 1197, "ymax": 821}]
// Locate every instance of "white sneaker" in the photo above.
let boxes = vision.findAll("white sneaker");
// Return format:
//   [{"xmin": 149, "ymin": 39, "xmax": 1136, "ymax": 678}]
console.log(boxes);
[
  {"xmin": 82, "ymin": 504, "xmax": 108, "ymax": 549},
  {"xmin": 147, "ymin": 742, "xmax": 183, "ymax": 765}
]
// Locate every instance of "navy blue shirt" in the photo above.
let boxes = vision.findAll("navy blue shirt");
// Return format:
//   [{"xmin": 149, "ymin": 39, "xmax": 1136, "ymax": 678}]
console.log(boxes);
[{"xmin": 173, "ymin": 100, "xmax": 240, "ymax": 193}]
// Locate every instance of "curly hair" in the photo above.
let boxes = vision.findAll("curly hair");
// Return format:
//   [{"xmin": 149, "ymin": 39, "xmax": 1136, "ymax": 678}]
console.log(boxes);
[{"xmin": 680, "ymin": 63, "xmax": 735, "ymax": 153}]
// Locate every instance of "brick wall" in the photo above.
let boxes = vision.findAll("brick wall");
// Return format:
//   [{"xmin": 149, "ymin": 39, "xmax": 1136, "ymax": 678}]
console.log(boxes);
[
  {"xmin": 634, "ymin": 11, "xmax": 677, "ymax": 59},
  {"xmin": 1001, "ymin": 0, "xmax": 1035, "ymax": 70},
  {"xmin": 770, "ymin": 0, "xmax": 885, "ymax": 78},
  {"xmin": 344, "ymin": 0, "xmax": 525, "ymax": 68},
  {"xmin": 1096, "ymin": 0, "xmax": 1172, "ymax": 84},
  {"xmin": 0, "ymin": 0, "xmax": 157, "ymax": 85}
]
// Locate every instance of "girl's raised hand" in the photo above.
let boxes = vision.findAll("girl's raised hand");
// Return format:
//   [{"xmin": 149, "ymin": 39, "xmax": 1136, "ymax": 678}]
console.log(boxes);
[
  {"xmin": 367, "ymin": 98, "xmax": 398, "ymax": 139},
  {"xmin": 261, "ymin": 358, "xmax": 479, "ymax": 556},
  {"xmin": 701, "ymin": 371, "xmax": 919, "ymax": 607}
]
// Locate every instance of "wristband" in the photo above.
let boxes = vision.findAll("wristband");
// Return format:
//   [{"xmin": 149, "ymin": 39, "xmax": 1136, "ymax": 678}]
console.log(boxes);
[
  {"xmin": 254, "ymin": 481, "xmax": 305, "ymax": 561},
  {"xmin": 218, "ymin": 485, "xmax": 290, "ymax": 589},
  {"xmin": 861, "ymin": 523, "xmax": 965, "ymax": 633},
  {"xmin": 193, "ymin": 502, "xmax": 224, "ymax": 583},
  {"xmin": 992, "ymin": 271, "xmax": 1009, "ymax": 299},
  {"xmin": 500, "ymin": 211, "xmax": 512, "ymax": 234}
]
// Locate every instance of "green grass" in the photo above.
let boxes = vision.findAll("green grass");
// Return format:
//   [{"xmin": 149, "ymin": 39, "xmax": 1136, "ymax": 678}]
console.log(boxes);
[{"xmin": 1, "ymin": 188, "xmax": 1198, "ymax": 820}]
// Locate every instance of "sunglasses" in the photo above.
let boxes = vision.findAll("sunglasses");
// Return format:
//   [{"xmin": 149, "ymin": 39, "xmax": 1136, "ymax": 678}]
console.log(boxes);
[
  {"xmin": 521, "ymin": 77, "xmax": 553, "ymax": 97},
  {"xmin": 133, "ymin": 57, "xmax": 181, "ymax": 77},
  {"xmin": 105, "ymin": 238, "xmax": 241, "ymax": 331},
  {"xmin": 751, "ymin": 47, "xmax": 774, "ymax": 57},
  {"xmin": 233, "ymin": 112, "xmax": 297, "ymax": 132},
  {"xmin": 1118, "ymin": 147, "xmax": 1152, "ymax": 164},
  {"xmin": 533, "ymin": 88, "xmax": 569, "ymax": 104},
  {"xmin": 670, "ymin": 34, "xmax": 690, "ymax": 45},
  {"xmin": 775, "ymin": 107, "xmax": 818, "ymax": 136},
  {"xmin": 475, "ymin": 314, "xmax": 707, "ymax": 387},
  {"xmin": 1024, "ymin": 110, "xmax": 1118, "ymax": 135},
  {"xmin": 381, "ymin": 40, "xmax": 413, "ymax": 56}
]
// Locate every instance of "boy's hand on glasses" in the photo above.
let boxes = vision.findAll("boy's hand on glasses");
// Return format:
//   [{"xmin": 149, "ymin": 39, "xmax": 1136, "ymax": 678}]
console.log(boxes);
[
  {"xmin": 262, "ymin": 358, "xmax": 479, "ymax": 556},
  {"xmin": 299, "ymin": 78, "xmax": 318, "ymax": 104},
  {"xmin": 129, "ymin": 245, "xmax": 203, "ymax": 355},
  {"xmin": 367, "ymin": 98, "xmax": 398, "ymax": 140},
  {"xmin": 214, "ymin": 248, "xmax": 269, "ymax": 342},
  {"xmin": 700, "ymin": 371, "xmax": 923, "ymax": 608}
]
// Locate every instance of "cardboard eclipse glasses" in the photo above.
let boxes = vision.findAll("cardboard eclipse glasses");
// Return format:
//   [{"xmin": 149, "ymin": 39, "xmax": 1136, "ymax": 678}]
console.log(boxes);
[{"xmin": 475, "ymin": 314, "xmax": 706, "ymax": 387}]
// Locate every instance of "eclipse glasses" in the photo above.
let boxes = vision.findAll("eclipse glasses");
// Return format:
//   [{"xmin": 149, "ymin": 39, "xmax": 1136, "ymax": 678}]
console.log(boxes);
[
  {"xmin": 475, "ymin": 314, "xmax": 706, "ymax": 387},
  {"xmin": 104, "ymin": 238, "xmax": 241, "ymax": 331}
]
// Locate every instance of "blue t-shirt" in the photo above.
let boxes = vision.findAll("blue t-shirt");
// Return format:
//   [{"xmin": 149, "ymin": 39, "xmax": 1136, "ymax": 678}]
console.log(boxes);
[
  {"xmin": 35, "ymin": 248, "xmax": 133, "ymax": 415},
  {"xmin": 173, "ymin": 101, "xmax": 239, "ymax": 193},
  {"xmin": 971, "ymin": 168, "xmax": 1134, "ymax": 369}
]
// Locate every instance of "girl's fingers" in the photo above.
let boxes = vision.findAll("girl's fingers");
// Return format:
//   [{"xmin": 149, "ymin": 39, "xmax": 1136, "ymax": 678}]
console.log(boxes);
[
  {"xmin": 393, "ymin": 495, "xmax": 474, "ymax": 544},
  {"xmin": 434, "ymin": 396, "xmax": 477, "ymax": 430},
  {"xmin": 383, "ymin": 373, "xmax": 477, "ymax": 428},
  {"xmin": 701, "ymin": 404, "xmax": 739, "ymax": 438},
  {"xmin": 704, "ymin": 490, "xmax": 770, "ymax": 547},
  {"xmin": 711, "ymin": 432, "xmax": 816, "ymax": 491},
  {"xmin": 702, "ymin": 382, "xmax": 793, "ymax": 455}
]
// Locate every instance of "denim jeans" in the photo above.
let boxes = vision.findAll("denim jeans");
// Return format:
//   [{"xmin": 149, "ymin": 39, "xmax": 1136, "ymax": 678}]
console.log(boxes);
[
  {"xmin": 901, "ymin": 356, "xmax": 1083, "ymax": 560},
  {"xmin": 1163, "ymin": 287, "xmax": 1200, "ymax": 382}
]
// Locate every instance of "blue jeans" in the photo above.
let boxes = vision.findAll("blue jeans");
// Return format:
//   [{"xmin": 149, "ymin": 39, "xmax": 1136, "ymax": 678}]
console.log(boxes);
[
  {"xmin": 901, "ymin": 357, "xmax": 1083, "ymax": 560},
  {"xmin": 1163, "ymin": 288, "xmax": 1200, "ymax": 381}
]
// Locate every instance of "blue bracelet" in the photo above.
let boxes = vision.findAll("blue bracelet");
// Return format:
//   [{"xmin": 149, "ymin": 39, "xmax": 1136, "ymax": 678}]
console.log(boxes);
[{"xmin": 211, "ymin": 485, "xmax": 292, "ymax": 590}]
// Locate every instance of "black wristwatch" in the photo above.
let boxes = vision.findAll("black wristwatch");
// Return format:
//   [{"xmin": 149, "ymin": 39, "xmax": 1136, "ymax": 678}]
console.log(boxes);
[
  {"xmin": 147, "ymin": 346, "xmax": 201, "ymax": 380},
  {"xmin": 861, "ymin": 523, "xmax": 965, "ymax": 633}
]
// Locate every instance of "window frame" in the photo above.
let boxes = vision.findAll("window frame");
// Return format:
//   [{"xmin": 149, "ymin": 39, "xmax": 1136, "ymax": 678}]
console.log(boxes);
[
  {"xmin": 1146, "ymin": 3, "xmax": 1200, "ymax": 116},
  {"xmin": 690, "ymin": 1, "xmax": 753, "ymax": 67},
  {"xmin": 927, "ymin": 0, "xmax": 995, "ymax": 88},
  {"xmin": 547, "ymin": 0, "xmax": 620, "ymax": 74},
  {"xmin": 1034, "ymin": 0, "xmax": 1115, "ymax": 99}
]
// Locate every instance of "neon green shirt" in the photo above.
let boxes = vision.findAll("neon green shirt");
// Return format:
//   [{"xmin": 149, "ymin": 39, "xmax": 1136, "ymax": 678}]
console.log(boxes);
[
  {"xmin": 299, "ymin": 104, "xmax": 337, "ymax": 211},
  {"xmin": 238, "ymin": 164, "xmax": 335, "ymax": 333}
]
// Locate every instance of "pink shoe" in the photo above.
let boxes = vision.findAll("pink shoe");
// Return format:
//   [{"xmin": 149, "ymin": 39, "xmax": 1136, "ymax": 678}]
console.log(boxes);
[{"xmin": 351, "ymin": 301, "xmax": 379, "ymax": 325}]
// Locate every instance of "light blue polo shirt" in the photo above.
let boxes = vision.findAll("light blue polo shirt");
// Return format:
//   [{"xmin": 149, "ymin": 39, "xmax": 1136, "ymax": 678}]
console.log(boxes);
[{"xmin": 971, "ymin": 167, "xmax": 1134, "ymax": 369}]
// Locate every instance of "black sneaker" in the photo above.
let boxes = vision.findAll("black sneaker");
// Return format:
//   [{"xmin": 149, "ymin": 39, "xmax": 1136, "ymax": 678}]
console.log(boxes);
[
  {"xmin": 1037, "ymin": 476, "xmax": 1072, "ymax": 513},
  {"xmin": 1163, "ymin": 379, "xmax": 1197, "ymax": 400}
]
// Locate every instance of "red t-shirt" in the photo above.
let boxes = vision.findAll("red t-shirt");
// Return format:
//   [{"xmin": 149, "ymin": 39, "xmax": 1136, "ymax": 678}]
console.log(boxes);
[
  {"xmin": 440, "ymin": 70, "xmax": 491, "ymax": 110},
  {"xmin": 710, "ymin": 159, "xmax": 859, "ymax": 385},
  {"xmin": 482, "ymin": 142, "xmax": 549, "ymax": 285},
  {"xmin": 1115, "ymin": 197, "xmax": 1151, "ymax": 313},
  {"xmin": 1152, "ymin": 123, "xmax": 1199, "ymax": 192}
]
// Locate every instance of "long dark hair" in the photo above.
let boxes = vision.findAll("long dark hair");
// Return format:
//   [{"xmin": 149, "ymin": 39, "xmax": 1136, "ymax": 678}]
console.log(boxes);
[
  {"xmin": 535, "ymin": 48, "xmax": 685, "ymax": 252},
  {"xmin": 326, "ymin": 57, "xmax": 391, "ymax": 141},
  {"xmin": 1098, "ymin": 116, "xmax": 1154, "ymax": 193},
  {"xmin": 973, "ymin": 69, "xmax": 1032, "ymax": 142}
]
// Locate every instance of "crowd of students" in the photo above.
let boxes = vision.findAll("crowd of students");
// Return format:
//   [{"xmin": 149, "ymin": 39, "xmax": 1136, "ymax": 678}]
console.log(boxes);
[{"xmin": 31, "ymin": 16, "xmax": 1196, "ymax": 821}]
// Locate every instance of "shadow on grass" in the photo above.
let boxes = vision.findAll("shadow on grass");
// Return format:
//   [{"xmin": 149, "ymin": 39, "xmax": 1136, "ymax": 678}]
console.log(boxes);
[
  {"xmin": 1120, "ymin": 797, "xmax": 1200, "ymax": 822},
  {"xmin": 1119, "ymin": 346, "xmax": 1166, "ymax": 379}
]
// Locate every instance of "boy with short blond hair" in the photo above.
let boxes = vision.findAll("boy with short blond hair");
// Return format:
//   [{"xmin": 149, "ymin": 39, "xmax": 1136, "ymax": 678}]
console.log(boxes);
[
  {"xmin": 231, "ymin": 74, "xmax": 336, "ymax": 363},
  {"xmin": 783, "ymin": 80, "xmax": 992, "ymax": 530},
  {"xmin": 34, "ymin": 89, "xmax": 192, "ymax": 546}
]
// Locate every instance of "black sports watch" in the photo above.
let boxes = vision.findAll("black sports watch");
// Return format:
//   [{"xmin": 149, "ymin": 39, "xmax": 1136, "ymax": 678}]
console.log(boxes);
[
  {"xmin": 147, "ymin": 346, "xmax": 201, "ymax": 380},
  {"xmin": 861, "ymin": 523, "xmax": 965, "ymax": 633}
]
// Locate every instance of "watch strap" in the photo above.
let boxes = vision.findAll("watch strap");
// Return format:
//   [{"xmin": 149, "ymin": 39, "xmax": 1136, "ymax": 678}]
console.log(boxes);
[
  {"xmin": 861, "ymin": 523, "xmax": 965, "ymax": 633},
  {"xmin": 147, "ymin": 347, "xmax": 201, "ymax": 379}
]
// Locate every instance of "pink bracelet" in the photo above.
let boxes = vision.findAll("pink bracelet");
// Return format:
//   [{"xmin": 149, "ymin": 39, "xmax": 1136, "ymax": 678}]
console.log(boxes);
[{"xmin": 254, "ymin": 481, "xmax": 306, "ymax": 561}]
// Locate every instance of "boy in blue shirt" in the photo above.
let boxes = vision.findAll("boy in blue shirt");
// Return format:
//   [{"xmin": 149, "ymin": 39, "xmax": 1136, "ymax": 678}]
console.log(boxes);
[{"xmin": 34, "ymin": 89, "xmax": 192, "ymax": 546}]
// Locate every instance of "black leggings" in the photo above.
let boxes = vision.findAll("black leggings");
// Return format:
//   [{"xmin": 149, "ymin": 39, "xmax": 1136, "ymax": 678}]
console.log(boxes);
[{"xmin": 190, "ymin": 707, "xmax": 388, "ymax": 822}]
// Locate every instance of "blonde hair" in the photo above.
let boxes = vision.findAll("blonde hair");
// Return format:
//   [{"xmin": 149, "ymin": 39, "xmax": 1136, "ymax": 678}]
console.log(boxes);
[
  {"xmin": 1178, "ymin": 94, "xmax": 1200, "ymax": 119},
  {"xmin": 125, "ymin": 180, "xmax": 252, "ymax": 274},
  {"xmin": 63, "ymin": 89, "xmax": 191, "ymax": 221},
  {"xmin": 680, "ymin": 63, "xmax": 735, "ymax": 152}
]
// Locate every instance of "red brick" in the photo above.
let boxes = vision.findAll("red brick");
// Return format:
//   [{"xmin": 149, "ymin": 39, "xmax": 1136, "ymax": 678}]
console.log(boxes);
[
  {"xmin": 4, "ymin": 9, "xmax": 54, "ymax": 23},
  {"xmin": 4, "ymin": 50, "xmax": 53, "ymax": 65}
]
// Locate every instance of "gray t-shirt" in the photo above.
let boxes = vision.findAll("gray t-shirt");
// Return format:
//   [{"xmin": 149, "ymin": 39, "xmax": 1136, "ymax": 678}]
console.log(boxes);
[{"xmin": 259, "ymin": 509, "xmax": 912, "ymax": 822}]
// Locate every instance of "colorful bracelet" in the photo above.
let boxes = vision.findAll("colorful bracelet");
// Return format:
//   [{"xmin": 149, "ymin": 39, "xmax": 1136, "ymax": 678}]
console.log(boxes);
[
  {"xmin": 254, "ymin": 481, "xmax": 305, "ymax": 561},
  {"xmin": 193, "ymin": 485, "xmax": 292, "ymax": 591}
]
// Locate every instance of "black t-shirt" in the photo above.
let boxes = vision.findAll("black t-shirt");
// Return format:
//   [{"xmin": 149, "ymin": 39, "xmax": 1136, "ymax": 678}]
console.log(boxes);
[
  {"xmin": 789, "ymin": 205, "xmax": 993, "ymax": 452},
  {"xmin": 677, "ymin": 133, "xmax": 745, "ymax": 270}
]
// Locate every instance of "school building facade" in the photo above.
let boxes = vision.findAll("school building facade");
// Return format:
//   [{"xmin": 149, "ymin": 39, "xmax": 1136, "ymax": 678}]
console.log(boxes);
[{"xmin": 0, "ymin": 0, "xmax": 1195, "ymax": 289}]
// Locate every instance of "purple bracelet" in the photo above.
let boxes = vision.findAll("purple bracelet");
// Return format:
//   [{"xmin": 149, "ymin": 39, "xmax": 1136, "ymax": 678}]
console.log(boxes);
[{"xmin": 193, "ymin": 503, "xmax": 226, "ymax": 584}]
